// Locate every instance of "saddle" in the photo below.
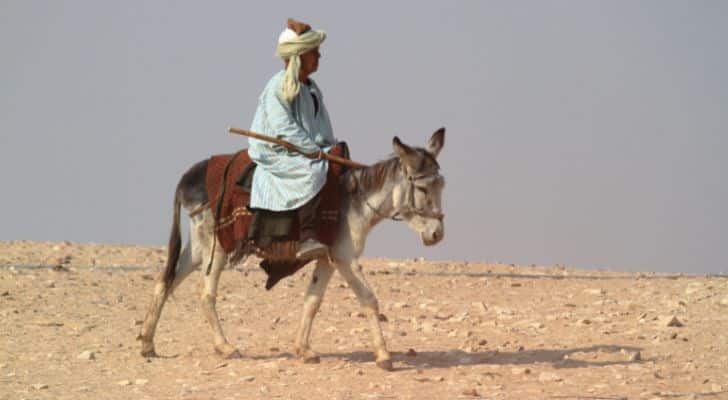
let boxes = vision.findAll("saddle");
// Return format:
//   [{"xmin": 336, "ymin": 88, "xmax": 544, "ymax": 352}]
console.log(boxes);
[{"xmin": 203, "ymin": 143, "xmax": 349, "ymax": 289}]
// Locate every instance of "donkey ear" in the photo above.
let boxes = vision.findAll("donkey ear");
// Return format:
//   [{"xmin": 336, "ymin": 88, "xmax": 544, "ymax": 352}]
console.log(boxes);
[
  {"xmin": 393, "ymin": 136, "xmax": 419, "ymax": 168},
  {"xmin": 425, "ymin": 127, "xmax": 445, "ymax": 157}
]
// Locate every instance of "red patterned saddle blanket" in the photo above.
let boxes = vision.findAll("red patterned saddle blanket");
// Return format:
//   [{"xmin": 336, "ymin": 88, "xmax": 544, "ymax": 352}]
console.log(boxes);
[{"xmin": 204, "ymin": 144, "xmax": 348, "ymax": 255}]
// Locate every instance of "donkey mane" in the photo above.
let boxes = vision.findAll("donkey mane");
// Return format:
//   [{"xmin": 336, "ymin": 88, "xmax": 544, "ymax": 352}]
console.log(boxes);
[
  {"xmin": 350, "ymin": 147, "xmax": 441, "ymax": 193},
  {"xmin": 350, "ymin": 156, "xmax": 401, "ymax": 192}
]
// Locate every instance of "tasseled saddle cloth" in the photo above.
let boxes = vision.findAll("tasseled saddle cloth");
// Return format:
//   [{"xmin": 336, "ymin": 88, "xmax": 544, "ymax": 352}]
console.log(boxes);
[{"xmin": 201, "ymin": 143, "xmax": 349, "ymax": 289}]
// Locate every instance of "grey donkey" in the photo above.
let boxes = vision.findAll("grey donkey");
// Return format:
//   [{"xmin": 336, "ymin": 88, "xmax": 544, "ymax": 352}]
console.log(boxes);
[{"xmin": 138, "ymin": 128, "xmax": 445, "ymax": 371}]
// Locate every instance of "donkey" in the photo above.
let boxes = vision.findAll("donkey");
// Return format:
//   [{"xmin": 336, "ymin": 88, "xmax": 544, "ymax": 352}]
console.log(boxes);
[{"xmin": 138, "ymin": 128, "xmax": 445, "ymax": 370}]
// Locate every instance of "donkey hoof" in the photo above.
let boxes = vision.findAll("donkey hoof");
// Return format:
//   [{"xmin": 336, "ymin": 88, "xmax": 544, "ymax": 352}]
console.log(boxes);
[
  {"xmin": 140, "ymin": 341, "xmax": 157, "ymax": 358},
  {"xmin": 376, "ymin": 359, "xmax": 394, "ymax": 371},
  {"xmin": 302, "ymin": 354, "xmax": 321, "ymax": 364},
  {"xmin": 215, "ymin": 345, "xmax": 242, "ymax": 359},
  {"xmin": 140, "ymin": 347, "xmax": 157, "ymax": 358}
]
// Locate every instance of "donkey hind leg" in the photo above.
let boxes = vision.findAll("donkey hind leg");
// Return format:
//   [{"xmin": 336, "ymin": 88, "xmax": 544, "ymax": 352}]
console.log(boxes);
[
  {"xmin": 199, "ymin": 240, "xmax": 241, "ymax": 359},
  {"xmin": 336, "ymin": 259, "xmax": 393, "ymax": 371},
  {"xmin": 138, "ymin": 236, "xmax": 200, "ymax": 357},
  {"xmin": 294, "ymin": 259, "xmax": 335, "ymax": 363}
]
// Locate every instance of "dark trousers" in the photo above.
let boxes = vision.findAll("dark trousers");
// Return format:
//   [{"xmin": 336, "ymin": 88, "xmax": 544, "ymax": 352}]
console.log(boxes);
[{"xmin": 298, "ymin": 192, "xmax": 321, "ymax": 241}]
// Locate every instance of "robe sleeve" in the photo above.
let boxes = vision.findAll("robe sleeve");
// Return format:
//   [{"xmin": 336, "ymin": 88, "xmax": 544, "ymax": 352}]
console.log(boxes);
[{"xmin": 262, "ymin": 88, "xmax": 321, "ymax": 154}]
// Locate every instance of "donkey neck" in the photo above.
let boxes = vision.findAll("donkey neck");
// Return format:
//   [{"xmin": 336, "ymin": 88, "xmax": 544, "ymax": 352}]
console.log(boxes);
[{"xmin": 345, "ymin": 161, "xmax": 405, "ymax": 229}]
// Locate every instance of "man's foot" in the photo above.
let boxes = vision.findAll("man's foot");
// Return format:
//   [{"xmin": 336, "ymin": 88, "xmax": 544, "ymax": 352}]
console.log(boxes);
[{"xmin": 296, "ymin": 238, "xmax": 328, "ymax": 260}]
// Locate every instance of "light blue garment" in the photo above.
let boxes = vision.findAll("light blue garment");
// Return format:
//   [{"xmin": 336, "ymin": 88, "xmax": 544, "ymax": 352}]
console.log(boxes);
[{"xmin": 248, "ymin": 70, "xmax": 335, "ymax": 211}]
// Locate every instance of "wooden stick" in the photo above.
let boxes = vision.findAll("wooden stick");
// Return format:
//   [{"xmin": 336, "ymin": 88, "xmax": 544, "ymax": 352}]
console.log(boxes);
[{"xmin": 228, "ymin": 126, "xmax": 368, "ymax": 169}]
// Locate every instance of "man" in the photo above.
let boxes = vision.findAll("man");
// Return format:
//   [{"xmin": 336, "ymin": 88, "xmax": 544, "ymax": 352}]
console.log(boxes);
[{"xmin": 248, "ymin": 18, "xmax": 335, "ymax": 260}]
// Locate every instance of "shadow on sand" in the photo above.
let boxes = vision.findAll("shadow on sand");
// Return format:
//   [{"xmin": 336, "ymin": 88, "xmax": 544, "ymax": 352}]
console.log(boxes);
[{"xmin": 318, "ymin": 344, "xmax": 646, "ymax": 371}]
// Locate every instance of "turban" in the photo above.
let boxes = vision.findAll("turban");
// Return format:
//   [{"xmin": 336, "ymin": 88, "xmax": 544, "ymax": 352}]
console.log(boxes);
[{"xmin": 276, "ymin": 18, "xmax": 326, "ymax": 103}]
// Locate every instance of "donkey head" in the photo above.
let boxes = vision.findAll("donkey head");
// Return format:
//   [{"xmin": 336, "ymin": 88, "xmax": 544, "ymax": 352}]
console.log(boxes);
[{"xmin": 391, "ymin": 128, "xmax": 446, "ymax": 246}]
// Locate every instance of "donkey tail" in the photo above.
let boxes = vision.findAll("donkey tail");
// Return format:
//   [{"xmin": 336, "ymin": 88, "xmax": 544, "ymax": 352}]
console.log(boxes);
[{"xmin": 163, "ymin": 189, "xmax": 182, "ymax": 288}]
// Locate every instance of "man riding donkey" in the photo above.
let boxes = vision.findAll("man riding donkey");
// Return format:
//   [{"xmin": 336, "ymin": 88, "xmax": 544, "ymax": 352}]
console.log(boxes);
[
  {"xmin": 248, "ymin": 18, "xmax": 335, "ymax": 260},
  {"xmin": 138, "ymin": 17, "xmax": 446, "ymax": 370}
]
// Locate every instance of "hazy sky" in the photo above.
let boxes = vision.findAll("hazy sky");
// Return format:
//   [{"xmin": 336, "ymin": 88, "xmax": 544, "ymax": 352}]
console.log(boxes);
[{"xmin": 1, "ymin": 1, "xmax": 726, "ymax": 273}]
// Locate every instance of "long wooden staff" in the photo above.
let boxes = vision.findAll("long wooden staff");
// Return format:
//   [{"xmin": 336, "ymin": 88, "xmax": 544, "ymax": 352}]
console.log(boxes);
[{"xmin": 228, "ymin": 126, "xmax": 367, "ymax": 169}]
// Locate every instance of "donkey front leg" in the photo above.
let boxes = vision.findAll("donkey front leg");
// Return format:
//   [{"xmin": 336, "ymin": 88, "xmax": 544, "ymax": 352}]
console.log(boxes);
[
  {"xmin": 336, "ymin": 260, "xmax": 392, "ymax": 370},
  {"xmin": 199, "ymin": 249, "xmax": 240, "ymax": 359},
  {"xmin": 294, "ymin": 259, "xmax": 334, "ymax": 363}
]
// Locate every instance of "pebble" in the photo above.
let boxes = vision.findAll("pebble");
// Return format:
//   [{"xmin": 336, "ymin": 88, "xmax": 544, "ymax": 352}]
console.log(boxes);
[
  {"xmin": 685, "ymin": 282, "xmax": 704, "ymax": 295},
  {"xmin": 461, "ymin": 388, "xmax": 479, "ymax": 397},
  {"xmin": 629, "ymin": 351, "xmax": 642, "ymax": 362},
  {"xmin": 77, "ymin": 350, "xmax": 95, "ymax": 360},
  {"xmin": 666, "ymin": 316, "xmax": 684, "ymax": 327},
  {"xmin": 584, "ymin": 288, "xmax": 606, "ymax": 296},
  {"xmin": 511, "ymin": 367, "xmax": 531, "ymax": 375},
  {"xmin": 116, "ymin": 380, "xmax": 131, "ymax": 386},
  {"xmin": 32, "ymin": 383, "xmax": 49, "ymax": 390},
  {"xmin": 241, "ymin": 375, "xmax": 255, "ymax": 382},
  {"xmin": 134, "ymin": 379, "xmax": 148, "ymax": 385},
  {"xmin": 406, "ymin": 348, "xmax": 417, "ymax": 357},
  {"xmin": 538, "ymin": 372, "xmax": 562, "ymax": 382}
]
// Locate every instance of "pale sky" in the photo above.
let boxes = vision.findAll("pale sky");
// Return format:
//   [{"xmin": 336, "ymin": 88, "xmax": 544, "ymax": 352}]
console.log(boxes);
[{"xmin": 1, "ymin": 1, "xmax": 726, "ymax": 273}]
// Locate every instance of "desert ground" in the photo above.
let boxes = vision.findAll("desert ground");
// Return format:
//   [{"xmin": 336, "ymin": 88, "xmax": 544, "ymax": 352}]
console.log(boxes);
[{"xmin": 1, "ymin": 240, "xmax": 727, "ymax": 400}]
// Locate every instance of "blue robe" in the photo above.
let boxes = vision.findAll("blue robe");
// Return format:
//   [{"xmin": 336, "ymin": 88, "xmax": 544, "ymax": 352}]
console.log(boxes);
[{"xmin": 248, "ymin": 70, "xmax": 335, "ymax": 211}]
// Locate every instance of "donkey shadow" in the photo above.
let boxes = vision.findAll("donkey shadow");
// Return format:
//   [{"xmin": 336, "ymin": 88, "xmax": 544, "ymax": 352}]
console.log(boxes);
[{"xmin": 318, "ymin": 344, "xmax": 645, "ymax": 371}]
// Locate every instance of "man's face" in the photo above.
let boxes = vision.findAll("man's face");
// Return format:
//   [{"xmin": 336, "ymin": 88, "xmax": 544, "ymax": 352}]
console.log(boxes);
[{"xmin": 299, "ymin": 46, "xmax": 321, "ymax": 77}]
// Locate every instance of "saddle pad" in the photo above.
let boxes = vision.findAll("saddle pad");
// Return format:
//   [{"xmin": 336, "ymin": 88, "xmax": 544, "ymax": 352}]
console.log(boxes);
[{"xmin": 205, "ymin": 144, "xmax": 348, "ymax": 254}]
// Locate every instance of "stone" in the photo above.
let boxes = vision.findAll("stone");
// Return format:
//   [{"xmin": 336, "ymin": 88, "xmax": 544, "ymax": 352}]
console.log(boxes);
[
  {"xmin": 77, "ymin": 350, "xmax": 95, "ymax": 360},
  {"xmin": 134, "ymin": 379, "xmax": 148, "ymax": 385},
  {"xmin": 666, "ymin": 316, "xmax": 684, "ymax": 327},
  {"xmin": 406, "ymin": 348, "xmax": 417, "ymax": 357},
  {"xmin": 241, "ymin": 375, "xmax": 255, "ymax": 382},
  {"xmin": 116, "ymin": 380, "xmax": 131, "ymax": 386},
  {"xmin": 685, "ymin": 283, "xmax": 704, "ymax": 295},
  {"xmin": 629, "ymin": 351, "xmax": 642, "ymax": 362},
  {"xmin": 32, "ymin": 383, "xmax": 49, "ymax": 390},
  {"xmin": 584, "ymin": 288, "xmax": 606, "ymax": 296},
  {"xmin": 461, "ymin": 388, "xmax": 479, "ymax": 397},
  {"xmin": 538, "ymin": 372, "xmax": 562, "ymax": 382},
  {"xmin": 511, "ymin": 367, "xmax": 531, "ymax": 375}
]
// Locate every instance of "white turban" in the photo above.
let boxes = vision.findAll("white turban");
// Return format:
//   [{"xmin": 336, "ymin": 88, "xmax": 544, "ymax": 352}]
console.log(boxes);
[{"xmin": 276, "ymin": 28, "xmax": 326, "ymax": 103}]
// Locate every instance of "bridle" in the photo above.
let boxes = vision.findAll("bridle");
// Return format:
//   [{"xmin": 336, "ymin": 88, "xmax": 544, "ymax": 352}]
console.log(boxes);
[{"xmin": 360, "ymin": 168, "xmax": 445, "ymax": 222}]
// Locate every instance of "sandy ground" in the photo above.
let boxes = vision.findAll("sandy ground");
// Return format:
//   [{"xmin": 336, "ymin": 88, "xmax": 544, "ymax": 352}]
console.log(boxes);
[{"xmin": 1, "ymin": 240, "xmax": 728, "ymax": 400}]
